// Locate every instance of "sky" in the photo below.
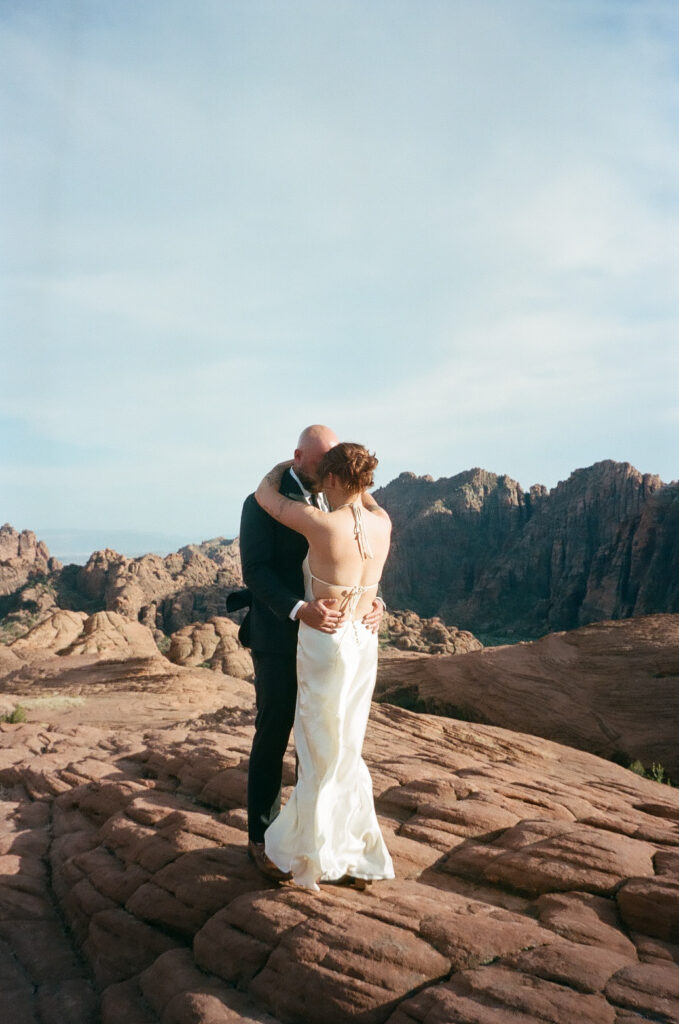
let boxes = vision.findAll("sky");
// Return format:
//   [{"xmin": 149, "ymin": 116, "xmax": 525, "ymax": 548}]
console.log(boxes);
[{"xmin": 2, "ymin": 0, "xmax": 678, "ymax": 546}]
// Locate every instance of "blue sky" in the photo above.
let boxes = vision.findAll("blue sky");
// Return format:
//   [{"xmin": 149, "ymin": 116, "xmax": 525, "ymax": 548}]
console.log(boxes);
[{"xmin": 2, "ymin": 0, "xmax": 678, "ymax": 542}]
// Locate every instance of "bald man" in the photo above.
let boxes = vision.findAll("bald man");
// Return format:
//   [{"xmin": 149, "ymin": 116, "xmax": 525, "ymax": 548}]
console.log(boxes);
[{"xmin": 235, "ymin": 425, "xmax": 384, "ymax": 880}]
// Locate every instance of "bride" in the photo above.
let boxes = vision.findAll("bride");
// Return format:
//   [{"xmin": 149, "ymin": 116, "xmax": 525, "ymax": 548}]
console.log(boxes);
[{"xmin": 254, "ymin": 442, "xmax": 394, "ymax": 891}]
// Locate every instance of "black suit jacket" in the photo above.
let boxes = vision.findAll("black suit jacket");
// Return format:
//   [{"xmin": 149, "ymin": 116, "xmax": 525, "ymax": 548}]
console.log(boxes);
[{"xmin": 235, "ymin": 469, "xmax": 309, "ymax": 656}]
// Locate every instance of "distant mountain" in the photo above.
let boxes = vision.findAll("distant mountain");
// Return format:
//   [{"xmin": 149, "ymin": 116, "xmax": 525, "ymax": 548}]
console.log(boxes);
[
  {"xmin": 4, "ymin": 458, "xmax": 678, "ymax": 645},
  {"xmin": 35, "ymin": 528, "xmax": 198, "ymax": 566},
  {"xmin": 375, "ymin": 460, "xmax": 679, "ymax": 639}
]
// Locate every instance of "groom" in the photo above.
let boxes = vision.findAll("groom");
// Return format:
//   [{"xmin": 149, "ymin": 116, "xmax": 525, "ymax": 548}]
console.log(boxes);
[{"xmin": 235, "ymin": 424, "xmax": 384, "ymax": 880}]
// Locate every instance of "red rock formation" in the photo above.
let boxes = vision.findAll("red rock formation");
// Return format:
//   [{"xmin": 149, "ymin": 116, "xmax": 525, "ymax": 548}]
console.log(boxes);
[
  {"xmin": 168, "ymin": 617, "xmax": 253, "ymax": 679},
  {"xmin": 0, "ymin": 523, "xmax": 57, "ymax": 573},
  {"xmin": 376, "ymin": 612, "xmax": 679, "ymax": 779},
  {"xmin": 375, "ymin": 460, "xmax": 677, "ymax": 637},
  {"xmin": 0, "ymin": 523, "xmax": 61, "ymax": 596},
  {"xmin": 10, "ymin": 610, "xmax": 88, "ymax": 655},
  {"xmin": 0, "ymin": 653, "xmax": 678, "ymax": 1023},
  {"xmin": 381, "ymin": 609, "xmax": 482, "ymax": 655},
  {"xmin": 74, "ymin": 538, "xmax": 243, "ymax": 634}
]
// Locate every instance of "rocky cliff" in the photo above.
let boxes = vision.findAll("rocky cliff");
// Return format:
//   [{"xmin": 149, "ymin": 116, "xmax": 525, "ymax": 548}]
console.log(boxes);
[
  {"xmin": 0, "ymin": 534, "xmax": 245, "ymax": 647},
  {"xmin": 375, "ymin": 460, "xmax": 678, "ymax": 638},
  {"xmin": 0, "ymin": 523, "xmax": 61, "ymax": 598}
]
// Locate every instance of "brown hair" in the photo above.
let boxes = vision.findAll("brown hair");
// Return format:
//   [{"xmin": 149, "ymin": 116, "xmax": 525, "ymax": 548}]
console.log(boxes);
[{"xmin": 317, "ymin": 442, "xmax": 378, "ymax": 492}]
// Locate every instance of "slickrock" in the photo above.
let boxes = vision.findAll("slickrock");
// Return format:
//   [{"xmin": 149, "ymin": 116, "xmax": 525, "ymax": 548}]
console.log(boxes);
[
  {"xmin": 10, "ymin": 610, "xmax": 88, "ymax": 655},
  {"xmin": 377, "ymin": 613, "xmax": 679, "ymax": 779},
  {"xmin": 169, "ymin": 617, "xmax": 253, "ymax": 679},
  {"xmin": 0, "ymin": 650, "xmax": 677, "ymax": 1022},
  {"xmin": 62, "ymin": 611, "xmax": 160, "ymax": 659},
  {"xmin": 617, "ymin": 876, "xmax": 679, "ymax": 941}
]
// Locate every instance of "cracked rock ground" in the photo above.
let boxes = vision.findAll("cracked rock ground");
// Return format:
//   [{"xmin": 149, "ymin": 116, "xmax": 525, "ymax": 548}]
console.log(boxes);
[{"xmin": 0, "ymin": 650, "xmax": 678, "ymax": 1024}]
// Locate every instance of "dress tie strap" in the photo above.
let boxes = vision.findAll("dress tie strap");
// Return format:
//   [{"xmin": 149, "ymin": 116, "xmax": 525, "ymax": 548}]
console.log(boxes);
[{"xmin": 349, "ymin": 503, "xmax": 374, "ymax": 560}]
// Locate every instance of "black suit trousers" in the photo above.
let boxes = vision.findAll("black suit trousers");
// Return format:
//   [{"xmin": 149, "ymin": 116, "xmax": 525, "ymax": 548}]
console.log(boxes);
[{"xmin": 247, "ymin": 648, "xmax": 298, "ymax": 842}]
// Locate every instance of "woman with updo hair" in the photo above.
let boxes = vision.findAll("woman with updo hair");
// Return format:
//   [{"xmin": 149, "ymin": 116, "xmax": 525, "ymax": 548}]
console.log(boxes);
[{"xmin": 254, "ymin": 443, "xmax": 394, "ymax": 891}]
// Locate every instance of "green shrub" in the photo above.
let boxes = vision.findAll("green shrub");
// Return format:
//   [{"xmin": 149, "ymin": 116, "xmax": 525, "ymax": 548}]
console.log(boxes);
[
  {"xmin": 628, "ymin": 758, "xmax": 672, "ymax": 786},
  {"xmin": 0, "ymin": 706, "xmax": 28, "ymax": 724}
]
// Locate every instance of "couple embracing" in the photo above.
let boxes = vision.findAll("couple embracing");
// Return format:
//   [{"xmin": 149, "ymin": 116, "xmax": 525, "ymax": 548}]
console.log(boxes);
[{"xmin": 233, "ymin": 424, "xmax": 394, "ymax": 892}]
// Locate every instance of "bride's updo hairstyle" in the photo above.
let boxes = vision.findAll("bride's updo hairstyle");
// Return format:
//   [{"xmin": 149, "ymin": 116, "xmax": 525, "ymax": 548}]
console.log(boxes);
[{"xmin": 317, "ymin": 443, "xmax": 378, "ymax": 493}]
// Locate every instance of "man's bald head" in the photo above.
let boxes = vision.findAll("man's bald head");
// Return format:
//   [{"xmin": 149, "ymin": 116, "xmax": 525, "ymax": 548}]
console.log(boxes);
[{"xmin": 293, "ymin": 424, "xmax": 339, "ymax": 491}]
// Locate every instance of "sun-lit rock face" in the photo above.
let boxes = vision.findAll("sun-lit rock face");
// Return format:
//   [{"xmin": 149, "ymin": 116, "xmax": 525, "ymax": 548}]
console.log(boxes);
[
  {"xmin": 168, "ymin": 617, "xmax": 253, "ymax": 679},
  {"xmin": 376, "ymin": 612, "xmax": 679, "ymax": 780},
  {"xmin": 75, "ymin": 538, "xmax": 243, "ymax": 633},
  {"xmin": 0, "ymin": 648, "xmax": 678, "ymax": 1024},
  {"xmin": 0, "ymin": 522, "xmax": 61, "ymax": 596},
  {"xmin": 381, "ymin": 608, "xmax": 482, "ymax": 655},
  {"xmin": 376, "ymin": 460, "xmax": 679, "ymax": 637},
  {"xmin": 9, "ymin": 610, "xmax": 88, "ymax": 654}
]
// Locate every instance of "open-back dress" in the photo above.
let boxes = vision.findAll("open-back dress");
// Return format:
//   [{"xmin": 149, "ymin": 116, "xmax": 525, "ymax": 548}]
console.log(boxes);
[{"xmin": 264, "ymin": 504, "xmax": 394, "ymax": 891}]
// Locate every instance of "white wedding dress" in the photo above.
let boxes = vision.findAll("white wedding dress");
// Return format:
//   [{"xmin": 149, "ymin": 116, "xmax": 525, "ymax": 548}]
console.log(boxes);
[{"xmin": 264, "ymin": 543, "xmax": 394, "ymax": 891}]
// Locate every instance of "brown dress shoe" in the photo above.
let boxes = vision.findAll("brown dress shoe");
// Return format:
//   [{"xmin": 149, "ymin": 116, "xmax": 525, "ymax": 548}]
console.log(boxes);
[
  {"xmin": 326, "ymin": 874, "xmax": 372, "ymax": 891},
  {"xmin": 247, "ymin": 841, "xmax": 293, "ymax": 882}
]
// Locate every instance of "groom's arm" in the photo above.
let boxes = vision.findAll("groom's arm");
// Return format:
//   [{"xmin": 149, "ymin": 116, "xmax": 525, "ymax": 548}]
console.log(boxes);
[{"xmin": 239, "ymin": 494, "xmax": 302, "ymax": 621}]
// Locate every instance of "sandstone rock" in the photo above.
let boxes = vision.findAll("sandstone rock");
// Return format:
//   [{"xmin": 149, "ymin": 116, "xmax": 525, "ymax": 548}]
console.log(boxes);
[
  {"xmin": 375, "ymin": 461, "xmax": 678, "ymax": 637},
  {"xmin": 605, "ymin": 962, "xmax": 679, "ymax": 1020},
  {"xmin": 83, "ymin": 907, "xmax": 181, "ymax": 987},
  {"xmin": 139, "ymin": 947, "xmax": 278, "ymax": 1024},
  {"xmin": 443, "ymin": 819, "xmax": 656, "ymax": 896},
  {"xmin": 535, "ymin": 892, "xmax": 637, "ymax": 958},
  {"xmin": 388, "ymin": 965, "xmax": 617, "ymax": 1024},
  {"xmin": 75, "ymin": 540, "xmax": 243, "ymax": 635},
  {"xmin": 0, "ymin": 523, "xmax": 60, "ymax": 596},
  {"xmin": 10, "ymin": 610, "xmax": 88, "ymax": 655},
  {"xmin": 381, "ymin": 609, "xmax": 482, "ymax": 655},
  {"xmin": 168, "ymin": 617, "xmax": 253, "ymax": 679},
  {"xmin": 1, "ymin": 654, "xmax": 679, "ymax": 1023},
  {"xmin": 0, "ymin": 647, "xmax": 22, "ymax": 674},
  {"xmin": 63, "ymin": 611, "xmax": 160, "ymax": 659},
  {"xmin": 209, "ymin": 633, "xmax": 253, "ymax": 679},
  {"xmin": 376, "ymin": 613, "xmax": 679, "ymax": 778},
  {"xmin": 617, "ymin": 876, "xmax": 679, "ymax": 943}
]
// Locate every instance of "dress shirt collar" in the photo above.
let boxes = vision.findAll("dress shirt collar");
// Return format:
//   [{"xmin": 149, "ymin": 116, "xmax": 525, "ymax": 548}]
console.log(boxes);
[
  {"xmin": 289, "ymin": 466, "xmax": 329, "ymax": 511},
  {"xmin": 289, "ymin": 466, "xmax": 311, "ymax": 498}
]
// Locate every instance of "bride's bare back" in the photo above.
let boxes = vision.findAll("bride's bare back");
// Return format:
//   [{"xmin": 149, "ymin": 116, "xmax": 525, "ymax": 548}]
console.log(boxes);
[
  {"xmin": 303, "ymin": 503, "xmax": 390, "ymax": 620},
  {"xmin": 255, "ymin": 452, "xmax": 391, "ymax": 625}
]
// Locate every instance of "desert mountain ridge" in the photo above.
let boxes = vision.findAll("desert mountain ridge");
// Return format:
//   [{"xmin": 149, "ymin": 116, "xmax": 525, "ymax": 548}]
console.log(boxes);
[
  {"xmin": 2, "ymin": 457, "xmax": 678, "ymax": 648},
  {"xmin": 375, "ymin": 458, "xmax": 679, "ymax": 639}
]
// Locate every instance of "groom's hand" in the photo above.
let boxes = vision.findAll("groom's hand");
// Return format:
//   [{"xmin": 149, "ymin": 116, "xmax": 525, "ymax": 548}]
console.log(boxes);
[
  {"xmin": 296, "ymin": 599, "xmax": 345, "ymax": 633},
  {"xmin": 362, "ymin": 599, "xmax": 385, "ymax": 633}
]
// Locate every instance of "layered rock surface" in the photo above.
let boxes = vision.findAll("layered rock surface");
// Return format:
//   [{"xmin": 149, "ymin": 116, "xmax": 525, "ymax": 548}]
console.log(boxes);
[
  {"xmin": 381, "ymin": 610, "xmax": 482, "ymax": 656},
  {"xmin": 75, "ymin": 537, "xmax": 244, "ymax": 634},
  {"xmin": 168, "ymin": 617, "xmax": 254, "ymax": 679},
  {"xmin": 375, "ymin": 460, "xmax": 679, "ymax": 637},
  {"xmin": 0, "ymin": 649, "xmax": 678, "ymax": 1024},
  {"xmin": 0, "ymin": 525, "xmax": 62, "ymax": 645},
  {"xmin": 376, "ymin": 613, "xmax": 679, "ymax": 780},
  {"xmin": 0, "ymin": 523, "xmax": 60, "ymax": 597}
]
